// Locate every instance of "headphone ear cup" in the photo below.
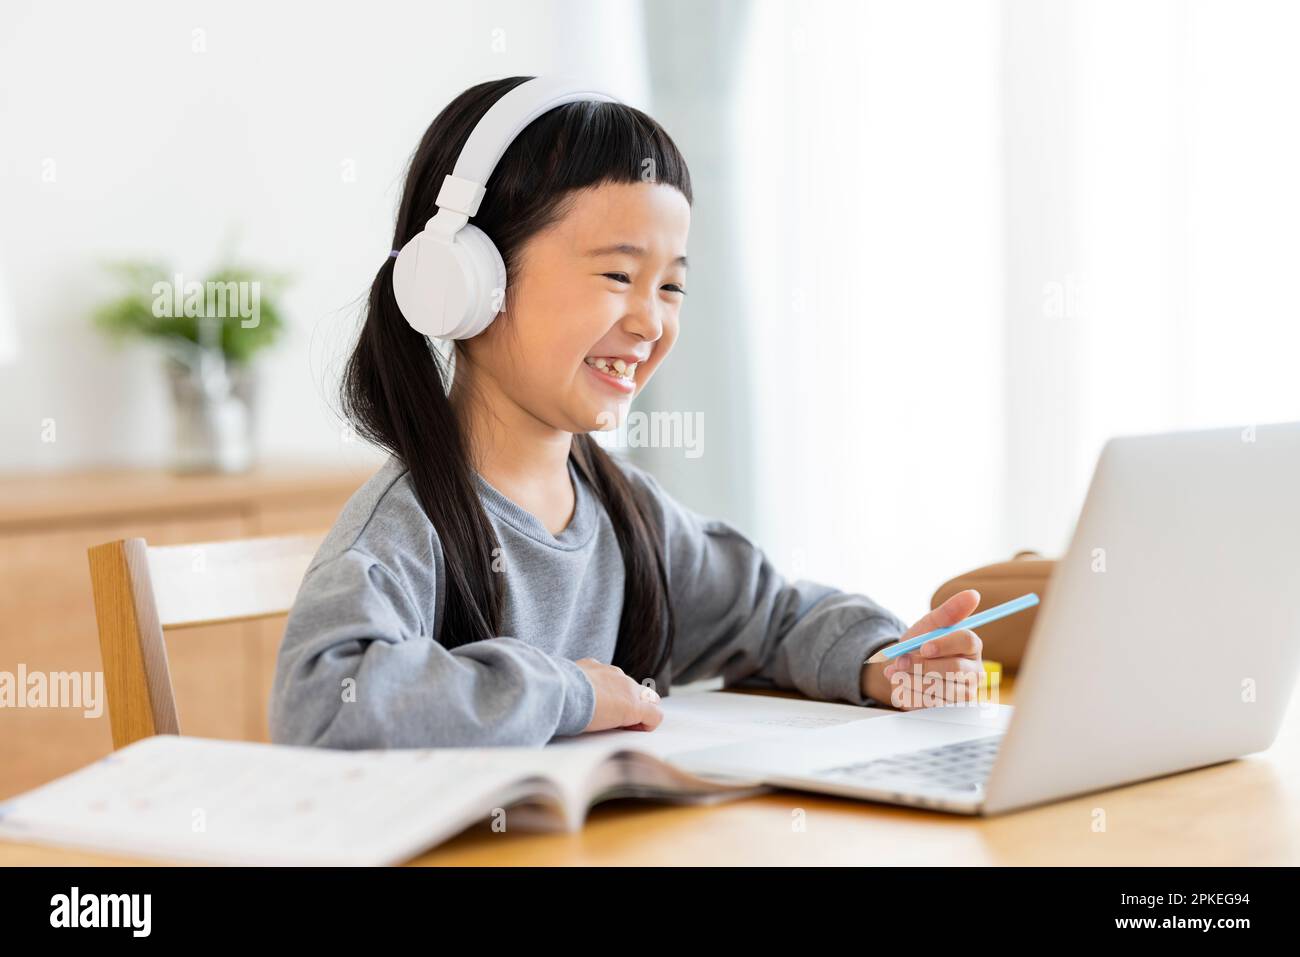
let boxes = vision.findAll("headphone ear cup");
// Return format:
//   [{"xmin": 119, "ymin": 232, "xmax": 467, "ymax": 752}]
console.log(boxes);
[
  {"xmin": 391, "ymin": 224, "xmax": 507, "ymax": 339},
  {"xmin": 392, "ymin": 232, "xmax": 453, "ymax": 338},
  {"xmin": 451, "ymin": 224, "xmax": 508, "ymax": 339}
]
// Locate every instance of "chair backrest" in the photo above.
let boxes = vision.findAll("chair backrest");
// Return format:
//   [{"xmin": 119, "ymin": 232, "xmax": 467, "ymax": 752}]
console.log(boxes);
[{"xmin": 87, "ymin": 533, "xmax": 323, "ymax": 750}]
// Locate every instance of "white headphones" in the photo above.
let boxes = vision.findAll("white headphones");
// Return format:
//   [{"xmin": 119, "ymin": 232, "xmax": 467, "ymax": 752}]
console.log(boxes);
[{"xmin": 391, "ymin": 76, "xmax": 622, "ymax": 340}]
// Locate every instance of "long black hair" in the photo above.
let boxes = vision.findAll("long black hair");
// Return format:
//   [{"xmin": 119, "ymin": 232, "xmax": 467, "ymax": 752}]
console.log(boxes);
[{"xmin": 341, "ymin": 76, "xmax": 691, "ymax": 688}]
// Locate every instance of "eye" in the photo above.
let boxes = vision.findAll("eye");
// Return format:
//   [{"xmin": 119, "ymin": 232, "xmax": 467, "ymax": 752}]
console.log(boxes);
[{"xmin": 601, "ymin": 272, "xmax": 686, "ymax": 295}]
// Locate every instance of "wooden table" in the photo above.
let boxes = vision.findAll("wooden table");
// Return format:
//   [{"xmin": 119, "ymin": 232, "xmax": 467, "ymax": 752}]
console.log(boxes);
[{"xmin": 2, "ymin": 677, "xmax": 1297, "ymax": 866}]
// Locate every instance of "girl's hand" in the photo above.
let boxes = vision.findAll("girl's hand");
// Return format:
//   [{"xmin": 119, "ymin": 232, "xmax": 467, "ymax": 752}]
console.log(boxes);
[
  {"xmin": 861, "ymin": 589, "xmax": 984, "ymax": 710},
  {"xmin": 576, "ymin": 658, "xmax": 665, "ymax": 732}
]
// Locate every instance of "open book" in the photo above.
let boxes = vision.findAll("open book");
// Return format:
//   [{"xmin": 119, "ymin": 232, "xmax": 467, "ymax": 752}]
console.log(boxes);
[{"xmin": 0, "ymin": 690, "xmax": 892, "ymax": 866}]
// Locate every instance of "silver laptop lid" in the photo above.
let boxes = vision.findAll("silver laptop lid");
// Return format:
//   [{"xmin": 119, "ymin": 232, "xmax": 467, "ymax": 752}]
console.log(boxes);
[{"xmin": 983, "ymin": 422, "xmax": 1300, "ymax": 814}]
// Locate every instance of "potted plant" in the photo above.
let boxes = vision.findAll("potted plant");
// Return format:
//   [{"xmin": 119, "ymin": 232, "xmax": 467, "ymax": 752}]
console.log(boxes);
[{"xmin": 93, "ymin": 258, "xmax": 289, "ymax": 473}]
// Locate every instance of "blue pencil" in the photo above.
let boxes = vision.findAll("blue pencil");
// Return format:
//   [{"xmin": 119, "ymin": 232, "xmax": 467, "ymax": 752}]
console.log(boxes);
[{"xmin": 866, "ymin": 592, "xmax": 1040, "ymax": 663}]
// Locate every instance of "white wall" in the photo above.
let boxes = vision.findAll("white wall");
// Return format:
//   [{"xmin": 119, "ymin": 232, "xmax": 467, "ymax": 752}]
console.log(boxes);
[{"xmin": 0, "ymin": 0, "xmax": 650, "ymax": 472}]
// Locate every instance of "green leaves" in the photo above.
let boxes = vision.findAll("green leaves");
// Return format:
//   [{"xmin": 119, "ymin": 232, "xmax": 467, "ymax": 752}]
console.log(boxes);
[{"xmin": 92, "ymin": 258, "xmax": 290, "ymax": 364}]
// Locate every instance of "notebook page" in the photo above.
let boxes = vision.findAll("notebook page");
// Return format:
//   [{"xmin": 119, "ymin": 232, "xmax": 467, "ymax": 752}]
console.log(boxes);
[
  {"xmin": 0, "ymin": 736, "xmax": 560, "ymax": 866},
  {"xmin": 547, "ymin": 689, "xmax": 893, "ymax": 760}
]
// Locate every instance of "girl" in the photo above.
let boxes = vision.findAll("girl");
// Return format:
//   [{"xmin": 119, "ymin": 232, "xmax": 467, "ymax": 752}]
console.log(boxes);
[{"xmin": 268, "ymin": 76, "xmax": 984, "ymax": 749}]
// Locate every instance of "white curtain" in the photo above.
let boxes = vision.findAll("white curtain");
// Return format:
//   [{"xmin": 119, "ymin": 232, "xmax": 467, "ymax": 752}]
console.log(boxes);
[
  {"xmin": 731, "ymin": 0, "xmax": 1300, "ymax": 621},
  {"xmin": 736, "ymin": 0, "xmax": 1003, "ymax": 620},
  {"xmin": 1003, "ymin": 0, "xmax": 1300, "ymax": 558}
]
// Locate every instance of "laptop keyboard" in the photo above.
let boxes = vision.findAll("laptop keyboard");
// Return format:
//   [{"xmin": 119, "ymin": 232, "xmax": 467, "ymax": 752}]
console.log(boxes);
[{"xmin": 814, "ymin": 734, "xmax": 1003, "ymax": 793}]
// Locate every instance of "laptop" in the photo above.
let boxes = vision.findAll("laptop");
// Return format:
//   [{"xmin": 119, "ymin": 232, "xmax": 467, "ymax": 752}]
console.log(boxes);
[{"xmin": 673, "ymin": 422, "xmax": 1300, "ymax": 815}]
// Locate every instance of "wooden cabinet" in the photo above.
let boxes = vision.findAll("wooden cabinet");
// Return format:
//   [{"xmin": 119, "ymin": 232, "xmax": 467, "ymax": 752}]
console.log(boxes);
[{"xmin": 0, "ymin": 464, "xmax": 375, "ymax": 799}]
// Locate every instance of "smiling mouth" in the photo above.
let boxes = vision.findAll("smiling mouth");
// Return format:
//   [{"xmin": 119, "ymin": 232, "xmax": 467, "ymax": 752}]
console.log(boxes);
[
  {"xmin": 583, "ymin": 357, "xmax": 637, "ymax": 392},
  {"xmin": 583, "ymin": 356, "xmax": 638, "ymax": 381}
]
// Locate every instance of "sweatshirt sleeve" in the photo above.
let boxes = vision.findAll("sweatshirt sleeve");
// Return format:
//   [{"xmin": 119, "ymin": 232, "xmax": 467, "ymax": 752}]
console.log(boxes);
[
  {"xmin": 622, "ymin": 460, "xmax": 908, "ymax": 707},
  {"xmin": 268, "ymin": 547, "xmax": 596, "ymax": 749}
]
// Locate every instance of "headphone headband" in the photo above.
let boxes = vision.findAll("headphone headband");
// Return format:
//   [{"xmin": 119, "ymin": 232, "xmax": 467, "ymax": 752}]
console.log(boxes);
[{"xmin": 434, "ymin": 76, "xmax": 621, "ymax": 220}]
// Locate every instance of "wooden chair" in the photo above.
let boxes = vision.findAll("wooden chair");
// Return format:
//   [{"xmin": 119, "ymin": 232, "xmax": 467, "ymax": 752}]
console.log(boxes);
[{"xmin": 86, "ymin": 534, "xmax": 323, "ymax": 750}]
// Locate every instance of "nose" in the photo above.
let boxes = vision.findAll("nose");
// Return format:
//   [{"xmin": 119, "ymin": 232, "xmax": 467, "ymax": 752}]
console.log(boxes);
[{"xmin": 623, "ymin": 287, "xmax": 666, "ymax": 343}]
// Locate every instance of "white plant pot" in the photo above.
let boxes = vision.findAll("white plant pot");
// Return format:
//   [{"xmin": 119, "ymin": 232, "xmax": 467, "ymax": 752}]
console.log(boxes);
[{"xmin": 165, "ymin": 353, "xmax": 256, "ymax": 474}]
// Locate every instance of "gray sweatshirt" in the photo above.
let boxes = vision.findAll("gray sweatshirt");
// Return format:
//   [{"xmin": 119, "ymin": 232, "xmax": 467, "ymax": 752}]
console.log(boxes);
[{"xmin": 267, "ymin": 453, "xmax": 907, "ymax": 749}]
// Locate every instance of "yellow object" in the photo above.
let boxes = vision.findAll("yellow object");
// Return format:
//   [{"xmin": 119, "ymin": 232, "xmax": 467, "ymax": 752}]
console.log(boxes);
[{"xmin": 980, "ymin": 660, "xmax": 1002, "ymax": 692}]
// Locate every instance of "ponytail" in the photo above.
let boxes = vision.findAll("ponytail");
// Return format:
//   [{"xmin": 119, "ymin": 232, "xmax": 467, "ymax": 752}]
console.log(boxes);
[{"xmin": 342, "ymin": 256, "xmax": 500, "ymax": 646}]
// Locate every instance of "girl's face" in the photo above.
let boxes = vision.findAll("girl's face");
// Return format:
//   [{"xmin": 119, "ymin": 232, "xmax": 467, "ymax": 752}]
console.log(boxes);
[{"xmin": 460, "ymin": 181, "xmax": 691, "ymax": 435}]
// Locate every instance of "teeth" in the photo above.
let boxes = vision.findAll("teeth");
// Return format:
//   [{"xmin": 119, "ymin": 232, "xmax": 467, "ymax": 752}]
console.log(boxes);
[{"xmin": 585, "ymin": 357, "xmax": 638, "ymax": 380}]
